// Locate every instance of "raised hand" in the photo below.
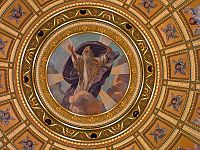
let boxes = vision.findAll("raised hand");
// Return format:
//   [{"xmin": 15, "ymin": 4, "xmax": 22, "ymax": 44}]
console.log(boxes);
[{"xmin": 68, "ymin": 44, "xmax": 74, "ymax": 53}]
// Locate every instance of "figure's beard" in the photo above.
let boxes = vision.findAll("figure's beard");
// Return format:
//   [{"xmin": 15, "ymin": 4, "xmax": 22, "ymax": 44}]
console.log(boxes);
[
  {"xmin": 83, "ymin": 51, "xmax": 96, "ymax": 65},
  {"xmin": 82, "ymin": 50, "xmax": 99, "ymax": 82}
]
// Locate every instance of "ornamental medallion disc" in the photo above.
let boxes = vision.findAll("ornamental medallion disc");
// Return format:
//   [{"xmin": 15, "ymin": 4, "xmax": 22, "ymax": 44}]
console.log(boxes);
[{"xmin": 47, "ymin": 33, "xmax": 131, "ymax": 115}]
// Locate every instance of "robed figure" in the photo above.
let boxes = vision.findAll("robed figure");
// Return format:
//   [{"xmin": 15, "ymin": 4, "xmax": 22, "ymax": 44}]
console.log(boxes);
[{"xmin": 61, "ymin": 41, "xmax": 119, "ymax": 110}]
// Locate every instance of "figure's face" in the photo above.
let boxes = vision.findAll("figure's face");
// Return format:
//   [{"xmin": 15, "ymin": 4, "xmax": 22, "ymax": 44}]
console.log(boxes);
[
  {"xmin": 84, "ymin": 46, "xmax": 90, "ymax": 52},
  {"xmin": 4, "ymin": 112, "xmax": 10, "ymax": 120},
  {"xmin": 26, "ymin": 140, "xmax": 33, "ymax": 147},
  {"xmin": 144, "ymin": 2, "xmax": 151, "ymax": 8},
  {"xmin": 115, "ymin": 76, "xmax": 123, "ymax": 87},
  {"xmin": 154, "ymin": 129, "xmax": 162, "ymax": 137},
  {"xmin": 175, "ymin": 63, "xmax": 182, "ymax": 70},
  {"xmin": 0, "ymin": 43, "xmax": 4, "ymax": 50},
  {"xmin": 15, "ymin": 12, "xmax": 22, "ymax": 18},
  {"xmin": 189, "ymin": 18, "xmax": 197, "ymax": 25},
  {"xmin": 0, "ymin": 41, "xmax": 5, "ymax": 50},
  {"xmin": 166, "ymin": 29, "xmax": 173, "ymax": 37},
  {"xmin": 171, "ymin": 97, "xmax": 178, "ymax": 105},
  {"xmin": 83, "ymin": 46, "xmax": 91, "ymax": 56}
]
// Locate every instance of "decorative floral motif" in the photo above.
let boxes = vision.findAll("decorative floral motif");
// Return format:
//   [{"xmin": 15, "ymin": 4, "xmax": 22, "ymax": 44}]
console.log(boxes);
[
  {"xmin": 192, "ymin": 107, "xmax": 200, "ymax": 126},
  {"xmin": 0, "ymin": 38, "xmax": 7, "ymax": 55},
  {"xmin": 177, "ymin": 144, "xmax": 200, "ymax": 150},
  {"xmin": 138, "ymin": 0, "xmax": 157, "ymax": 13},
  {"xmin": 167, "ymin": 94, "xmax": 183, "ymax": 111},
  {"xmin": 150, "ymin": 124, "xmax": 167, "ymax": 142},
  {"xmin": 0, "ymin": 108, "xmax": 14, "ymax": 125},
  {"xmin": 161, "ymin": 24, "xmax": 178, "ymax": 41},
  {"xmin": 19, "ymin": 136, "xmax": 35, "ymax": 150},
  {"xmin": 184, "ymin": 5, "xmax": 200, "ymax": 35},
  {"xmin": 9, "ymin": 5, "xmax": 26, "ymax": 24},
  {"xmin": 172, "ymin": 59, "xmax": 186, "ymax": 75}
]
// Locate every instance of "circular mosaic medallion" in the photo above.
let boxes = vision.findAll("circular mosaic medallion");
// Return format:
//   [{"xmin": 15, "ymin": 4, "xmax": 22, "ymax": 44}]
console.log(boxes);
[
  {"xmin": 33, "ymin": 21, "xmax": 143, "ymax": 127},
  {"xmin": 47, "ymin": 33, "xmax": 131, "ymax": 115}
]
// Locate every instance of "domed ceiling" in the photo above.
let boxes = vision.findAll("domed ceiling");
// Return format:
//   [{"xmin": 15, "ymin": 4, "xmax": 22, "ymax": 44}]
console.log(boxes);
[{"xmin": 0, "ymin": 0, "xmax": 199, "ymax": 149}]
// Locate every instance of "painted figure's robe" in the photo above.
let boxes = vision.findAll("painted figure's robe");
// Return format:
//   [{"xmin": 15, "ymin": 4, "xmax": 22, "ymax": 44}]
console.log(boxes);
[{"xmin": 61, "ymin": 41, "xmax": 119, "ymax": 109}]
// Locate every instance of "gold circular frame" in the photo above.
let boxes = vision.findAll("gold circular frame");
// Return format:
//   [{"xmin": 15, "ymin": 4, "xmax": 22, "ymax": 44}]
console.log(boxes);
[
  {"xmin": 35, "ymin": 21, "xmax": 142, "ymax": 126},
  {"xmin": 14, "ymin": 2, "xmax": 161, "ymax": 147}
]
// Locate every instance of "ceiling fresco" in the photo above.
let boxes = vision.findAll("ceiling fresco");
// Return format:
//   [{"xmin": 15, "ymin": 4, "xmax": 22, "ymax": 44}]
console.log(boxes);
[{"xmin": 0, "ymin": 0, "xmax": 199, "ymax": 149}]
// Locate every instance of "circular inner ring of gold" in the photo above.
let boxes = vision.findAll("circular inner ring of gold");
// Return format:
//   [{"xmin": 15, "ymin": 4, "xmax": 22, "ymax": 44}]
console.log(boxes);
[{"xmin": 35, "ymin": 21, "xmax": 142, "ymax": 127}]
